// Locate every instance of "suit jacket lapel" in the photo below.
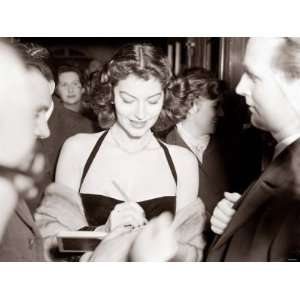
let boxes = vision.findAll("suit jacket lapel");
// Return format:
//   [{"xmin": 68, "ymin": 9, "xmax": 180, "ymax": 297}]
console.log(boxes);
[
  {"xmin": 213, "ymin": 151, "xmax": 288, "ymax": 249},
  {"xmin": 213, "ymin": 137, "xmax": 300, "ymax": 250},
  {"xmin": 213, "ymin": 179, "xmax": 263, "ymax": 248},
  {"xmin": 15, "ymin": 199, "xmax": 38, "ymax": 234},
  {"xmin": 171, "ymin": 128, "xmax": 190, "ymax": 149},
  {"xmin": 202, "ymin": 136, "xmax": 224, "ymax": 182}
]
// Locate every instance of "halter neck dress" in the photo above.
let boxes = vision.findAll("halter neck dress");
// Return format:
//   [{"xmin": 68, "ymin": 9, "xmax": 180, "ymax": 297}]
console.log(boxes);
[{"xmin": 79, "ymin": 131, "xmax": 178, "ymax": 226}]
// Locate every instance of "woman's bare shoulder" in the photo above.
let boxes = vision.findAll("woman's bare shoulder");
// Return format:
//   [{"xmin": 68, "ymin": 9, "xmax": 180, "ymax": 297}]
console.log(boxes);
[
  {"xmin": 56, "ymin": 131, "xmax": 107, "ymax": 179},
  {"xmin": 160, "ymin": 142, "xmax": 199, "ymax": 209},
  {"xmin": 161, "ymin": 142, "xmax": 198, "ymax": 167},
  {"xmin": 63, "ymin": 131, "xmax": 106, "ymax": 152}
]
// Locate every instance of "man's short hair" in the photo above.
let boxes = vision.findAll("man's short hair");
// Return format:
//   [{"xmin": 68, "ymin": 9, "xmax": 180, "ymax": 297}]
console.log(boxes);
[
  {"xmin": 14, "ymin": 43, "xmax": 54, "ymax": 82},
  {"xmin": 273, "ymin": 38, "xmax": 300, "ymax": 80}
]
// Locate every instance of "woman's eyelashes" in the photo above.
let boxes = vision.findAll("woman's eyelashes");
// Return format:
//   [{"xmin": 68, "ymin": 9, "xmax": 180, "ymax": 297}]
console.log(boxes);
[
  {"xmin": 147, "ymin": 94, "xmax": 161, "ymax": 105},
  {"xmin": 120, "ymin": 96, "xmax": 161, "ymax": 105},
  {"xmin": 120, "ymin": 92, "xmax": 136, "ymax": 104}
]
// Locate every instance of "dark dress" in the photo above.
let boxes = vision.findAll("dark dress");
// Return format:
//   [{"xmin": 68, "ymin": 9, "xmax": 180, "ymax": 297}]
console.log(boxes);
[{"xmin": 79, "ymin": 131, "xmax": 177, "ymax": 226}]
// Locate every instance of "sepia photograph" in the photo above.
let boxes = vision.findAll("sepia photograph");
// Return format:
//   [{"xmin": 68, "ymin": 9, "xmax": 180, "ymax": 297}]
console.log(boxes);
[
  {"xmin": 1, "ymin": 36, "xmax": 300, "ymax": 262},
  {"xmin": 0, "ymin": 1, "xmax": 299, "ymax": 299}
]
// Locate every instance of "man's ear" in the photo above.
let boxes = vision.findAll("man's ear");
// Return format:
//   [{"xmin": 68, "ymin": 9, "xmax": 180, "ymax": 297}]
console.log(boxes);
[
  {"xmin": 276, "ymin": 72, "xmax": 300, "ymax": 111},
  {"xmin": 188, "ymin": 102, "xmax": 199, "ymax": 116},
  {"xmin": 49, "ymin": 80, "xmax": 55, "ymax": 95}
]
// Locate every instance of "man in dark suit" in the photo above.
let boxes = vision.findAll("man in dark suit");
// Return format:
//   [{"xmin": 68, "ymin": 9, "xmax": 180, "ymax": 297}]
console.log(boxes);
[
  {"xmin": 0, "ymin": 44, "xmax": 94, "ymax": 260},
  {"xmin": 207, "ymin": 38, "xmax": 300, "ymax": 261},
  {"xmin": 166, "ymin": 68, "xmax": 229, "ymax": 216},
  {"xmin": 0, "ymin": 41, "xmax": 47, "ymax": 242},
  {"xmin": 0, "ymin": 44, "xmax": 53, "ymax": 260}
]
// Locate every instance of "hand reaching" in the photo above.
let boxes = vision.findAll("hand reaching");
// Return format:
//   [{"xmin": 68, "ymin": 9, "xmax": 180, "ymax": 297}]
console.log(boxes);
[
  {"xmin": 210, "ymin": 192, "xmax": 241, "ymax": 235},
  {"xmin": 82, "ymin": 212, "xmax": 178, "ymax": 262},
  {"xmin": 130, "ymin": 212, "xmax": 178, "ymax": 262},
  {"xmin": 81, "ymin": 225, "xmax": 140, "ymax": 262}
]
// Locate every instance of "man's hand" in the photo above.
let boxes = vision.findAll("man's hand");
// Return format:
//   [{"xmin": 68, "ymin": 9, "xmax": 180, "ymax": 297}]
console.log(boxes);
[
  {"xmin": 130, "ymin": 212, "xmax": 178, "ymax": 262},
  {"xmin": 210, "ymin": 192, "xmax": 241, "ymax": 235},
  {"xmin": 81, "ymin": 226, "xmax": 140, "ymax": 262},
  {"xmin": 81, "ymin": 213, "xmax": 178, "ymax": 262}
]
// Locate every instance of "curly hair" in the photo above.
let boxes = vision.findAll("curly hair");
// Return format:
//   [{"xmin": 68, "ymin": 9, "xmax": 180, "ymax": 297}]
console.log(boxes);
[
  {"xmin": 90, "ymin": 43, "xmax": 191, "ymax": 131},
  {"xmin": 180, "ymin": 67, "xmax": 223, "ymax": 101}
]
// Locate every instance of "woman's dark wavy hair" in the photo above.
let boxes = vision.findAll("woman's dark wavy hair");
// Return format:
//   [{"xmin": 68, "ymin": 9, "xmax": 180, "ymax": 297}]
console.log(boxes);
[{"xmin": 90, "ymin": 43, "xmax": 191, "ymax": 131}]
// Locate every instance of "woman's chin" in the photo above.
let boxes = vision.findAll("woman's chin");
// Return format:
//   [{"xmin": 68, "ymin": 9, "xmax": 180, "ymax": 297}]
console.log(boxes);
[{"xmin": 126, "ymin": 128, "xmax": 148, "ymax": 139}]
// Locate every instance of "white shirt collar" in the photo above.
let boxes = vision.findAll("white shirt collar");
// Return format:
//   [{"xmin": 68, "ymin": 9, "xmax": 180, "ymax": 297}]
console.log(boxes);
[
  {"xmin": 274, "ymin": 132, "xmax": 300, "ymax": 159},
  {"xmin": 176, "ymin": 123, "xmax": 210, "ymax": 163}
]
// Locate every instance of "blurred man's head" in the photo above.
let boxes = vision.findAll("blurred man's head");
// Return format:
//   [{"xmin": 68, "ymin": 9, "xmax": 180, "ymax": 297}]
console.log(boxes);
[
  {"xmin": 236, "ymin": 38, "xmax": 300, "ymax": 141},
  {"xmin": 0, "ymin": 41, "xmax": 36, "ymax": 168},
  {"xmin": 56, "ymin": 65, "xmax": 84, "ymax": 110},
  {"xmin": 19, "ymin": 43, "xmax": 55, "ymax": 140},
  {"xmin": 0, "ymin": 41, "xmax": 52, "ymax": 239}
]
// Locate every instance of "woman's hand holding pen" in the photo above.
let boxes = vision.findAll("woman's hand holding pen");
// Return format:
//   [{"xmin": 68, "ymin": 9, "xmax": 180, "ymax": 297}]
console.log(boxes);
[
  {"xmin": 104, "ymin": 201, "xmax": 147, "ymax": 232},
  {"xmin": 102, "ymin": 180, "xmax": 148, "ymax": 232}
]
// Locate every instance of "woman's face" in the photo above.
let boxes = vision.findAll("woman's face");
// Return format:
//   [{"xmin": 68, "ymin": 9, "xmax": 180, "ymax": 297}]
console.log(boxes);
[
  {"xmin": 57, "ymin": 71, "xmax": 84, "ymax": 105},
  {"xmin": 114, "ymin": 74, "xmax": 164, "ymax": 138}
]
